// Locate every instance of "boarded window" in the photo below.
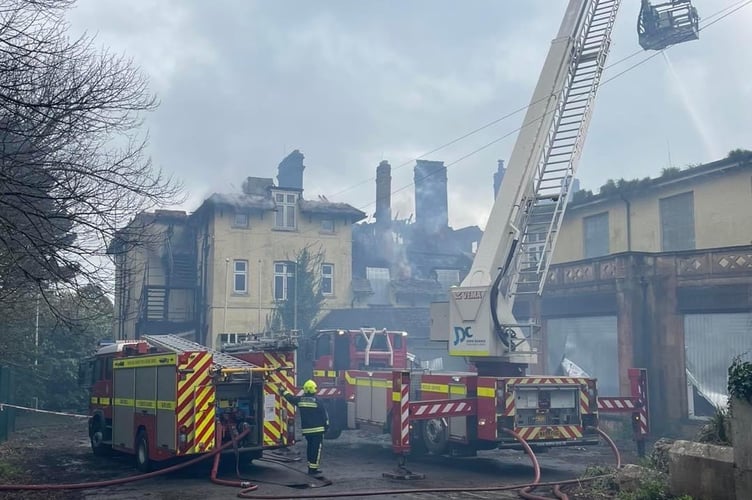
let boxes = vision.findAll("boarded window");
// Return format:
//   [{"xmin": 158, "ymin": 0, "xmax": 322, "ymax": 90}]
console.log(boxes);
[
  {"xmin": 583, "ymin": 212, "xmax": 609, "ymax": 258},
  {"xmin": 660, "ymin": 191, "xmax": 695, "ymax": 251}
]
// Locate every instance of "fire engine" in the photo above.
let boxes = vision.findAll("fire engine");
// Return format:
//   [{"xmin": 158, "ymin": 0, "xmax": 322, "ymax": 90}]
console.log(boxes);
[
  {"xmin": 82, "ymin": 333, "xmax": 296, "ymax": 471},
  {"xmin": 309, "ymin": 328, "xmax": 648, "ymax": 455},
  {"xmin": 305, "ymin": 0, "xmax": 699, "ymax": 459}
]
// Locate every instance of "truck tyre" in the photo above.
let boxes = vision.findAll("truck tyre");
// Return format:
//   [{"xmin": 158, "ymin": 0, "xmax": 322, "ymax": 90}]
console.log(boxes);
[
  {"xmin": 422, "ymin": 418, "xmax": 449, "ymax": 455},
  {"xmin": 135, "ymin": 431, "xmax": 151, "ymax": 473}
]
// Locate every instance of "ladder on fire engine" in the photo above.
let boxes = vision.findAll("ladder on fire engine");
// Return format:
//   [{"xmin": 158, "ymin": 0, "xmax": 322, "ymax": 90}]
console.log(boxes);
[
  {"xmin": 143, "ymin": 334, "xmax": 258, "ymax": 371},
  {"xmin": 513, "ymin": 0, "xmax": 620, "ymax": 296}
]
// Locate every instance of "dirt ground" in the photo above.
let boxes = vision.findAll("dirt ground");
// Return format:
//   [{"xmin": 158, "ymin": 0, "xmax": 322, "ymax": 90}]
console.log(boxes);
[{"xmin": 0, "ymin": 411, "xmax": 639, "ymax": 500}]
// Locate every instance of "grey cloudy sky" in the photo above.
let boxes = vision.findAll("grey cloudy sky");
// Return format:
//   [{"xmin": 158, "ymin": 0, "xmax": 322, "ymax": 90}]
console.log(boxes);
[{"xmin": 66, "ymin": 0, "xmax": 752, "ymax": 230}]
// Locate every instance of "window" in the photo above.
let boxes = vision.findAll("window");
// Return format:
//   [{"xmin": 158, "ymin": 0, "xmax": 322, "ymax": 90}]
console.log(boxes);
[
  {"xmin": 233, "ymin": 260, "xmax": 248, "ymax": 294},
  {"xmin": 274, "ymin": 261, "xmax": 296, "ymax": 300},
  {"xmin": 321, "ymin": 263, "xmax": 334, "ymax": 295},
  {"xmin": 274, "ymin": 192, "xmax": 297, "ymax": 230},
  {"xmin": 233, "ymin": 212, "xmax": 249, "ymax": 228},
  {"xmin": 320, "ymin": 219, "xmax": 335, "ymax": 234},
  {"xmin": 315, "ymin": 333, "xmax": 331, "ymax": 357},
  {"xmin": 583, "ymin": 212, "xmax": 610, "ymax": 258},
  {"xmin": 660, "ymin": 191, "xmax": 695, "ymax": 251}
]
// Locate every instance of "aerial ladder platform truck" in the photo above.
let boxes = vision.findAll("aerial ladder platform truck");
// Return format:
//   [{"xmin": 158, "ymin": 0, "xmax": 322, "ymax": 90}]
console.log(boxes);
[
  {"xmin": 307, "ymin": 0, "xmax": 698, "ymax": 459},
  {"xmin": 83, "ymin": 334, "xmax": 296, "ymax": 471}
]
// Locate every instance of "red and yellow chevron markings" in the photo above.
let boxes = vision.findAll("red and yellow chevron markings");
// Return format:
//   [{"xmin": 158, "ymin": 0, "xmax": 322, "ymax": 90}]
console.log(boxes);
[
  {"xmin": 516, "ymin": 425, "xmax": 583, "ymax": 441},
  {"xmin": 261, "ymin": 352, "xmax": 295, "ymax": 447},
  {"xmin": 177, "ymin": 351, "xmax": 215, "ymax": 455}
]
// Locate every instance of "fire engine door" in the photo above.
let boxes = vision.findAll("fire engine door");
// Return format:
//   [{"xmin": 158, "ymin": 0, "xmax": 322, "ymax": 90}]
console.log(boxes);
[
  {"xmin": 333, "ymin": 334, "xmax": 350, "ymax": 371},
  {"xmin": 448, "ymin": 384, "xmax": 467, "ymax": 440}
]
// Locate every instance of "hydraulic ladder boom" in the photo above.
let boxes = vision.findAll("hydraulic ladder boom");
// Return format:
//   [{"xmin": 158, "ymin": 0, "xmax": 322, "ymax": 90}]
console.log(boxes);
[{"xmin": 440, "ymin": 0, "xmax": 621, "ymax": 372}]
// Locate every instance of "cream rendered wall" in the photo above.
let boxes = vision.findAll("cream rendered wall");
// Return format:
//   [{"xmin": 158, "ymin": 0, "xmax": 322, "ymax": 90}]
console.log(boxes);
[
  {"xmin": 552, "ymin": 169, "xmax": 752, "ymax": 263},
  {"xmin": 205, "ymin": 205, "xmax": 355, "ymax": 346}
]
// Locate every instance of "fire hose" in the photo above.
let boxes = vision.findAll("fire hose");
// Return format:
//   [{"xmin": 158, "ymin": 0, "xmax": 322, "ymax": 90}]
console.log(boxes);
[
  {"xmin": 236, "ymin": 427, "xmax": 623, "ymax": 499},
  {"xmin": 0, "ymin": 428, "xmax": 253, "ymax": 492}
]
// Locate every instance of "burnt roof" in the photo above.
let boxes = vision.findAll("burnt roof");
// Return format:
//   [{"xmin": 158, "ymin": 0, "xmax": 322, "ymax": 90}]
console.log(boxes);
[
  {"xmin": 390, "ymin": 278, "xmax": 445, "ymax": 298},
  {"xmin": 299, "ymin": 199, "xmax": 366, "ymax": 221},
  {"xmin": 203, "ymin": 192, "xmax": 275, "ymax": 211}
]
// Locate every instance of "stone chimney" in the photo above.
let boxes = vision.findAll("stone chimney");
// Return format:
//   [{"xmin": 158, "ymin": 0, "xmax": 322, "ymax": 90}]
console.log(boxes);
[
  {"xmin": 277, "ymin": 149, "xmax": 305, "ymax": 190},
  {"xmin": 242, "ymin": 177, "xmax": 274, "ymax": 196},
  {"xmin": 414, "ymin": 159, "xmax": 448, "ymax": 234},
  {"xmin": 493, "ymin": 160, "xmax": 506, "ymax": 198},
  {"xmin": 375, "ymin": 160, "xmax": 392, "ymax": 227}
]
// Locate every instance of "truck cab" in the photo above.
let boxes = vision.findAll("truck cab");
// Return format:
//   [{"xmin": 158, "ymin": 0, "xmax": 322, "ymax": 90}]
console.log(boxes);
[{"xmin": 312, "ymin": 328, "xmax": 408, "ymax": 372}]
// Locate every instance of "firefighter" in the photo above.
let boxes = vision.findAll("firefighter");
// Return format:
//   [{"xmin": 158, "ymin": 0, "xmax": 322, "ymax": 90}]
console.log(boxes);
[{"xmin": 281, "ymin": 379, "xmax": 329, "ymax": 476}]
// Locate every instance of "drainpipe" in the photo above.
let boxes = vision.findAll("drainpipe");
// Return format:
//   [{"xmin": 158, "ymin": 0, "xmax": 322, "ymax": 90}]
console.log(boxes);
[{"xmin": 620, "ymin": 194, "xmax": 632, "ymax": 252}]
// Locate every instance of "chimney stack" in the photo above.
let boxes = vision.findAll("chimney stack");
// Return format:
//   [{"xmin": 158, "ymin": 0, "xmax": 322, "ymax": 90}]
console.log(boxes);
[
  {"xmin": 414, "ymin": 159, "xmax": 448, "ymax": 234},
  {"xmin": 493, "ymin": 160, "xmax": 506, "ymax": 199},
  {"xmin": 375, "ymin": 160, "xmax": 392, "ymax": 227},
  {"xmin": 277, "ymin": 149, "xmax": 305, "ymax": 191}
]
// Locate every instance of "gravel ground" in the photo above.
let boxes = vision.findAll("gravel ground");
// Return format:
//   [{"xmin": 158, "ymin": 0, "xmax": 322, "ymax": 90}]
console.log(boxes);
[{"xmin": 0, "ymin": 412, "xmax": 638, "ymax": 500}]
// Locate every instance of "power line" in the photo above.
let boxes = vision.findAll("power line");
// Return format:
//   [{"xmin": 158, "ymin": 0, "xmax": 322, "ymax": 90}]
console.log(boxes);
[
  {"xmin": 226, "ymin": 0, "xmax": 749, "ymax": 256},
  {"xmin": 382, "ymin": 0, "xmax": 752, "ymax": 205},
  {"xmin": 324, "ymin": 0, "xmax": 749, "ymax": 203}
]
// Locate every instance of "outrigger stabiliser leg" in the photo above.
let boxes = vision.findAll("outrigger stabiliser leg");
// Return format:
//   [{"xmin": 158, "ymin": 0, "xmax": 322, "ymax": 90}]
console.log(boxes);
[{"xmin": 382, "ymin": 454, "xmax": 425, "ymax": 480}]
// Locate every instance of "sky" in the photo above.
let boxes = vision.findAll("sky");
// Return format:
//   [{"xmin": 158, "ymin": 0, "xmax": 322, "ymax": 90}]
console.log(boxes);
[{"xmin": 66, "ymin": 0, "xmax": 752, "ymax": 230}]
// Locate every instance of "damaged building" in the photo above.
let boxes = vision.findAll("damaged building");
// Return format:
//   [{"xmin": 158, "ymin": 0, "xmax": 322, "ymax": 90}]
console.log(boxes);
[
  {"xmin": 320, "ymin": 158, "xmax": 483, "ymax": 370},
  {"xmin": 109, "ymin": 150, "xmax": 365, "ymax": 347}
]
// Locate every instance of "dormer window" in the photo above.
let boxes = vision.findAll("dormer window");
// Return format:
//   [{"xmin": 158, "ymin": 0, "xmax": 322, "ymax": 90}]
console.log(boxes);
[{"xmin": 273, "ymin": 191, "xmax": 297, "ymax": 230}]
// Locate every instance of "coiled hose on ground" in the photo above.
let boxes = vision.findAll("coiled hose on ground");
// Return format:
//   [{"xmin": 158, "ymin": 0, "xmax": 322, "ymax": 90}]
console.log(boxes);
[
  {"xmin": 236, "ymin": 427, "xmax": 623, "ymax": 499},
  {"xmin": 0, "ymin": 428, "xmax": 252, "ymax": 492}
]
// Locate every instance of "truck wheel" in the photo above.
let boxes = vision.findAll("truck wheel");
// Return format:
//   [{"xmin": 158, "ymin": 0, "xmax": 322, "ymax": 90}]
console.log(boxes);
[
  {"xmin": 422, "ymin": 418, "xmax": 449, "ymax": 455},
  {"xmin": 135, "ymin": 431, "xmax": 151, "ymax": 473},
  {"xmin": 324, "ymin": 426, "xmax": 342, "ymax": 440}
]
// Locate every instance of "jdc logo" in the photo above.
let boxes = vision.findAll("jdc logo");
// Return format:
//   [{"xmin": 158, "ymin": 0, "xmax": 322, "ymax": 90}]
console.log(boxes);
[{"xmin": 453, "ymin": 326, "xmax": 472, "ymax": 346}]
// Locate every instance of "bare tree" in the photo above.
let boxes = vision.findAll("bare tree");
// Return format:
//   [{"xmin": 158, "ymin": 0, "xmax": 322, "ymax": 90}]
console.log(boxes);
[{"xmin": 0, "ymin": 0, "xmax": 181, "ymax": 315}]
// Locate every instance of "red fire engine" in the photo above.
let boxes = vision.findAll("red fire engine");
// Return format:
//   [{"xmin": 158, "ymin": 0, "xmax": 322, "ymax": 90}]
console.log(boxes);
[
  {"xmin": 82, "ymin": 334, "xmax": 296, "ymax": 471},
  {"xmin": 309, "ymin": 328, "xmax": 649, "ymax": 456}
]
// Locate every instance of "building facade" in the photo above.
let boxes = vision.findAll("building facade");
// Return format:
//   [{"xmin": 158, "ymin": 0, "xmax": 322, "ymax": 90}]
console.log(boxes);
[
  {"xmin": 554, "ymin": 155, "xmax": 752, "ymax": 262},
  {"xmin": 109, "ymin": 210, "xmax": 197, "ymax": 341},
  {"xmin": 531, "ymin": 152, "xmax": 752, "ymax": 430},
  {"xmin": 110, "ymin": 150, "xmax": 365, "ymax": 348}
]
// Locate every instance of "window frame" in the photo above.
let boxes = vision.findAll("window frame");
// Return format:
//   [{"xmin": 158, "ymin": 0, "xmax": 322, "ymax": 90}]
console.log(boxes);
[
  {"xmin": 232, "ymin": 212, "xmax": 249, "ymax": 229},
  {"xmin": 273, "ymin": 191, "xmax": 298, "ymax": 230},
  {"xmin": 659, "ymin": 191, "xmax": 696, "ymax": 252},
  {"xmin": 582, "ymin": 211, "xmax": 610, "ymax": 258},
  {"xmin": 320, "ymin": 219, "xmax": 335, "ymax": 234},
  {"xmin": 233, "ymin": 259, "xmax": 248, "ymax": 294},
  {"xmin": 273, "ymin": 261, "xmax": 296, "ymax": 301},
  {"xmin": 321, "ymin": 263, "xmax": 334, "ymax": 296}
]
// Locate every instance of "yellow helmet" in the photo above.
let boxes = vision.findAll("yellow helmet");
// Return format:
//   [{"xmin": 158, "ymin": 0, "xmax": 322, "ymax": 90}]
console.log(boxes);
[{"xmin": 303, "ymin": 379, "xmax": 317, "ymax": 394}]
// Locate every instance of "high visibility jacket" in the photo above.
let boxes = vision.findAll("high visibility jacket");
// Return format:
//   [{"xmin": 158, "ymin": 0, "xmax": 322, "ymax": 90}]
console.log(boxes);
[{"xmin": 282, "ymin": 390, "xmax": 330, "ymax": 435}]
